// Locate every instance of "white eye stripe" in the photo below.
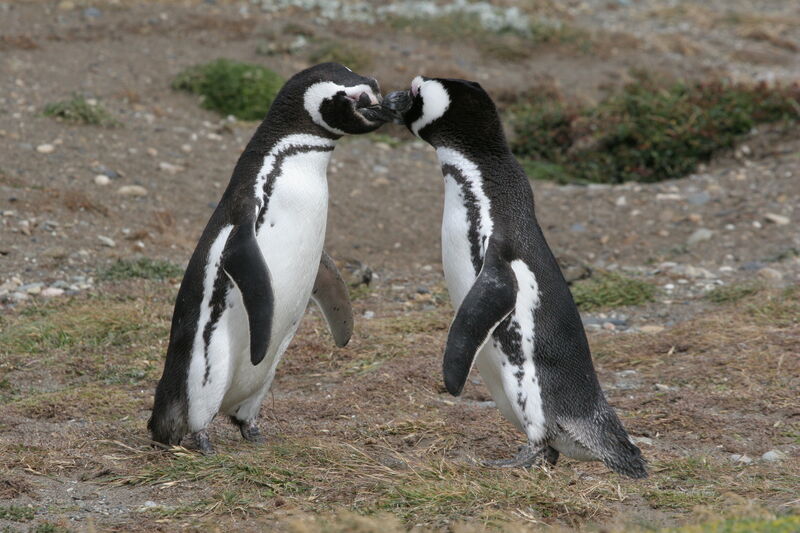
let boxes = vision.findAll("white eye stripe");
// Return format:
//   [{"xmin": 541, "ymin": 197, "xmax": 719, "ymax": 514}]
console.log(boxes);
[{"xmin": 411, "ymin": 80, "xmax": 450, "ymax": 137}]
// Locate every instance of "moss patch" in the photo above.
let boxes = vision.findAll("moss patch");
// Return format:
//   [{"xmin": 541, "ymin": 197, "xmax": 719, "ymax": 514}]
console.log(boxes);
[
  {"xmin": 43, "ymin": 95, "xmax": 119, "ymax": 127},
  {"xmin": 100, "ymin": 258, "xmax": 183, "ymax": 281},
  {"xmin": 173, "ymin": 59, "xmax": 284, "ymax": 120},
  {"xmin": 571, "ymin": 271, "xmax": 658, "ymax": 311},
  {"xmin": 308, "ymin": 40, "xmax": 373, "ymax": 72},
  {"xmin": 511, "ymin": 79, "xmax": 800, "ymax": 183},
  {"xmin": 706, "ymin": 283, "xmax": 763, "ymax": 304}
]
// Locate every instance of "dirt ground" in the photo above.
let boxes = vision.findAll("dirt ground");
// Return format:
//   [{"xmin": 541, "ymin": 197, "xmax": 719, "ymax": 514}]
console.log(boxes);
[{"xmin": 1, "ymin": 1, "xmax": 798, "ymax": 532}]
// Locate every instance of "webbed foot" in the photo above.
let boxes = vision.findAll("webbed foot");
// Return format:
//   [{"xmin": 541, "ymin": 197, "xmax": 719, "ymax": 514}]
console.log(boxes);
[
  {"xmin": 230, "ymin": 417, "xmax": 265, "ymax": 444},
  {"xmin": 190, "ymin": 430, "xmax": 215, "ymax": 455},
  {"xmin": 482, "ymin": 444, "xmax": 559, "ymax": 468}
]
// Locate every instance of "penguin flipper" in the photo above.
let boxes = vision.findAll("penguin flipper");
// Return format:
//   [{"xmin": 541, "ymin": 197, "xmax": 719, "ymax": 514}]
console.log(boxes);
[
  {"xmin": 443, "ymin": 238, "xmax": 517, "ymax": 396},
  {"xmin": 222, "ymin": 207, "xmax": 273, "ymax": 366},
  {"xmin": 311, "ymin": 250, "xmax": 353, "ymax": 347},
  {"xmin": 560, "ymin": 409, "xmax": 648, "ymax": 479}
]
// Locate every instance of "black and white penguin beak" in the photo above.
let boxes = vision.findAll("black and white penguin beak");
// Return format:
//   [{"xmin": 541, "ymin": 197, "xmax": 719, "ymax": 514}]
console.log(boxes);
[{"xmin": 381, "ymin": 90, "xmax": 414, "ymax": 124}]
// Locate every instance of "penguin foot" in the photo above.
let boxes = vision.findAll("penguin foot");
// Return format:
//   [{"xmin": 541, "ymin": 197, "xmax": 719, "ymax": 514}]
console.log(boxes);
[
  {"xmin": 482, "ymin": 444, "xmax": 559, "ymax": 469},
  {"xmin": 190, "ymin": 430, "xmax": 215, "ymax": 455},
  {"xmin": 230, "ymin": 417, "xmax": 265, "ymax": 444}
]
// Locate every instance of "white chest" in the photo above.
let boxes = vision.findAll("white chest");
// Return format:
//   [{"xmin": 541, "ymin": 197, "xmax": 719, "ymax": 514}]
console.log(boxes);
[
  {"xmin": 256, "ymin": 149, "xmax": 331, "ymax": 339},
  {"xmin": 442, "ymin": 174, "xmax": 479, "ymax": 308}
]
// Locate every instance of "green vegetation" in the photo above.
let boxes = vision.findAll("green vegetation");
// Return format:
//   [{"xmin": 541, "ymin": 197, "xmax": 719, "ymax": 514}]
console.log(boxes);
[
  {"xmin": 706, "ymin": 282, "xmax": 763, "ymax": 304},
  {"xmin": 570, "ymin": 271, "xmax": 658, "ymax": 310},
  {"xmin": 173, "ymin": 59, "xmax": 284, "ymax": 120},
  {"xmin": 665, "ymin": 514, "xmax": 800, "ymax": 533},
  {"xmin": 43, "ymin": 95, "xmax": 119, "ymax": 127},
  {"xmin": 100, "ymin": 257, "xmax": 183, "ymax": 281},
  {"xmin": 388, "ymin": 14, "xmax": 579, "ymax": 62},
  {"xmin": 308, "ymin": 40, "xmax": 374, "ymax": 72},
  {"xmin": 512, "ymin": 79, "xmax": 800, "ymax": 183},
  {"xmin": 0, "ymin": 505, "xmax": 34, "ymax": 521},
  {"xmin": 32, "ymin": 524, "xmax": 70, "ymax": 533},
  {"xmin": 748, "ymin": 285, "xmax": 800, "ymax": 327}
]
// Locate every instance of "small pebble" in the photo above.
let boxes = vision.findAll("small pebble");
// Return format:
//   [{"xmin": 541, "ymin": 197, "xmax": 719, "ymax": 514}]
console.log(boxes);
[
  {"xmin": 687, "ymin": 228, "xmax": 713, "ymax": 246},
  {"xmin": 757, "ymin": 267, "xmax": 783, "ymax": 284},
  {"xmin": 761, "ymin": 450, "xmax": 786, "ymax": 462},
  {"xmin": 117, "ymin": 185, "xmax": 148, "ymax": 197},
  {"xmin": 764, "ymin": 213, "xmax": 790, "ymax": 226},
  {"xmin": 41, "ymin": 287, "xmax": 65, "ymax": 297},
  {"xmin": 640, "ymin": 325, "xmax": 665, "ymax": 334},
  {"xmin": 730, "ymin": 454, "xmax": 753, "ymax": 464},
  {"xmin": 97, "ymin": 235, "xmax": 116, "ymax": 247},
  {"xmin": 94, "ymin": 175, "xmax": 111, "ymax": 186},
  {"xmin": 36, "ymin": 143, "xmax": 55, "ymax": 154}
]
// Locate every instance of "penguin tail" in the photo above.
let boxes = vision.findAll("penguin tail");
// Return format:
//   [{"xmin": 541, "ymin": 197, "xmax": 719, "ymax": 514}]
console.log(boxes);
[{"xmin": 563, "ymin": 408, "xmax": 648, "ymax": 479}]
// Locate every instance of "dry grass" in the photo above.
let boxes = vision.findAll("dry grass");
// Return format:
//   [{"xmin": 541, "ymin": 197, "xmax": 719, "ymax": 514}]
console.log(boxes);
[{"xmin": 0, "ymin": 281, "xmax": 798, "ymax": 531}]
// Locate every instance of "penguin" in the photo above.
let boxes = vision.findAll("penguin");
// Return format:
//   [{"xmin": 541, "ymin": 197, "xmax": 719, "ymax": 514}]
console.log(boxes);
[
  {"xmin": 149, "ymin": 63, "xmax": 389, "ymax": 453},
  {"xmin": 382, "ymin": 77, "xmax": 647, "ymax": 478}
]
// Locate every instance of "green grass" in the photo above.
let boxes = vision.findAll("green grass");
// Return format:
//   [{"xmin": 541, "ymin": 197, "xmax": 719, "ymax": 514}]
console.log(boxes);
[
  {"xmin": 43, "ymin": 95, "xmax": 119, "ymax": 127},
  {"xmin": 664, "ymin": 514, "xmax": 800, "ymax": 533},
  {"xmin": 511, "ymin": 79, "xmax": 800, "ymax": 183},
  {"xmin": 0, "ymin": 505, "xmax": 34, "ymax": 521},
  {"xmin": 748, "ymin": 285, "xmax": 800, "ymax": 327},
  {"xmin": 570, "ymin": 271, "xmax": 658, "ymax": 311},
  {"xmin": 387, "ymin": 13, "xmax": 578, "ymax": 62},
  {"xmin": 119, "ymin": 450, "xmax": 307, "ymax": 496},
  {"xmin": 100, "ymin": 258, "xmax": 183, "ymax": 281},
  {"xmin": 706, "ymin": 283, "xmax": 763, "ymax": 304},
  {"xmin": 31, "ymin": 524, "xmax": 70, "ymax": 533},
  {"xmin": 308, "ymin": 40, "xmax": 373, "ymax": 72},
  {"xmin": 173, "ymin": 59, "xmax": 284, "ymax": 120}
]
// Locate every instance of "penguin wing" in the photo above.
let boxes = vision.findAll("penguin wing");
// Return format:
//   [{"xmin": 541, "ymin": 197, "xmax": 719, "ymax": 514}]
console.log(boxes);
[
  {"xmin": 443, "ymin": 238, "xmax": 517, "ymax": 396},
  {"xmin": 222, "ymin": 204, "xmax": 273, "ymax": 366},
  {"xmin": 311, "ymin": 250, "xmax": 353, "ymax": 347}
]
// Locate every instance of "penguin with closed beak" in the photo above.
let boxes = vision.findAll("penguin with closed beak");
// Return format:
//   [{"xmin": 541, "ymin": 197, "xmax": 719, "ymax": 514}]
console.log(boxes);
[
  {"xmin": 382, "ymin": 77, "xmax": 647, "ymax": 478},
  {"xmin": 149, "ymin": 63, "xmax": 389, "ymax": 453}
]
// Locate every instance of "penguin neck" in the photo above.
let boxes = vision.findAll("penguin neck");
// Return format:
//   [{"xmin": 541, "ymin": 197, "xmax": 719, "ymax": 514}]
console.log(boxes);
[{"xmin": 247, "ymin": 95, "xmax": 341, "ymax": 156}]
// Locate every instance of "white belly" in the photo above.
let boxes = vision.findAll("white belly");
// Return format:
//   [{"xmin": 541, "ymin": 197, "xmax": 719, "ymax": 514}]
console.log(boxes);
[
  {"xmin": 222, "ymin": 149, "xmax": 331, "ymax": 412},
  {"xmin": 442, "ymin": 174, "xmax": 479, "ymax": 307}
]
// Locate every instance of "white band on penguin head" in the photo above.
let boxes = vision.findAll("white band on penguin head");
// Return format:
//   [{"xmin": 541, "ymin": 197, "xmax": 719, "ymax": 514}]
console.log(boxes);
[{"xmin": 411, "ymin": 80, "xmax": 450, "ymax": 138}]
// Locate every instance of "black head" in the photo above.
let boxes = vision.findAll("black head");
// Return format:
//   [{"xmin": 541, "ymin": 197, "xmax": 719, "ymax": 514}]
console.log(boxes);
[
  {"xmin": 285, "ymin": 62, "xmax": 387, "ymax": 136},
  {"xmin": 383, "ymin": 76, "xmax": 503, "ymax": 149}
]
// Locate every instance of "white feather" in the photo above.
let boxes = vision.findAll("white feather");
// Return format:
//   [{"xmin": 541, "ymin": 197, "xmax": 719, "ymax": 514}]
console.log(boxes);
[
  {"xmin": 186, "ymin": 224, "xmax": 234, "ymax": 431},
  {"xmin": 412, "ymin": 80, "xmax": 451, "ymax": 137}
]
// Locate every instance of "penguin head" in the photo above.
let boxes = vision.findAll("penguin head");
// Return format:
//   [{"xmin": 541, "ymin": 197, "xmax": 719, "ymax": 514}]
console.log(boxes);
[
  {"xmin": 384, "ymin": 76, "xmax": 501, "ymax": 149},
  {"xmin": 292, "ymin": 62, "xmax": 388, "ymax": 136}
]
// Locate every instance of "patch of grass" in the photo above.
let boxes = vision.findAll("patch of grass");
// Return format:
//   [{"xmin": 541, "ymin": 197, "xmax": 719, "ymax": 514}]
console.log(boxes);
[
  {"xmin": 571, "ymin": 271, "xmax": 658, "ymax": 311},
  {"xmin": 388, "ymin": 13, "xmax": 577, "ymax": 62},
  {"xmin": 120, "ymin": 450, "xmax": 307, "ymax": 497},
  {"xmin": 0, "ymin": 505, "xmax": 34, "ymax": 521},
  {"xmin": 100, "ymin": 257, "xmax": 183, "ymax": 281},
  {"xmin": 10, "ymin": 384, "xmax": 144, "ymax": 421},
  {"xmin": 511, "ymin": 79, "xmax": 800, "ymax": 183},
  {"xmin": 664, "ymin": 514, "xmax": 800, "ymax": 532},
  {"xmin": 43, "ymin": 95, "xmax": 119, "ymax": 127},
  {"xmin": 748, "ymin": 285, "xmax": 800, "ymax": 327},
  {"xmin": 173, "ymin": 59, "xmax": 284, "ymax": 120},
  {"xmin": 643, "ymin": 487, "xmax": 719, "ymax": 510},
  {"xmin": 31, "ymin": 524, "xmax": 70, "ymax": 533},
  {"xmin": 368, "ymin": 132, "xmax": 406, "ymax": 147},
  {"xmin": 308, "ymin": 40, "xmax": 373, "ymax": 72},
  {"xmin": 706, "ymin": 283, "xmax": 763, "ymax": 304},
  {"xmin": 0, "ymin": 298, "xmax": 157, "ymax": 355}
]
